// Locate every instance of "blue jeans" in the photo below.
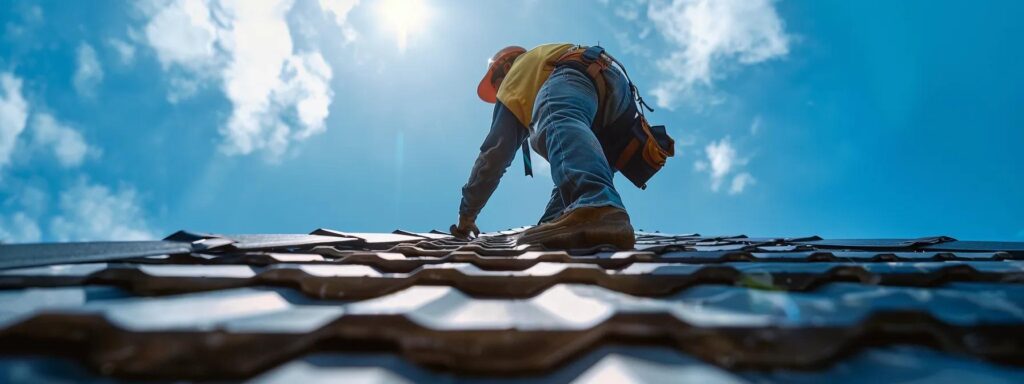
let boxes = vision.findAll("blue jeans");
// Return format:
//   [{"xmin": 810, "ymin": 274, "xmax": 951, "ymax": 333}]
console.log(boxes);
[{"xmin": 531, "ymin": 66, "xmax": 626, "ymax": 224}]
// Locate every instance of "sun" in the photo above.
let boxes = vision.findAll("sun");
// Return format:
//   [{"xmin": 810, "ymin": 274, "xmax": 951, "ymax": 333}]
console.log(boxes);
[{"xmin": 377, "ymin": 0, "xmax": 430, "ymax": 53}]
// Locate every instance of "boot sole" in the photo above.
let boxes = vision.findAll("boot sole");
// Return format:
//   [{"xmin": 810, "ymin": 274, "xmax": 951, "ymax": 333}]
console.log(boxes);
[
  {"xmin": 518, "ymin": 208, "xmax": 635, "ymax": 249},
  {"xmin": 525, "ymin": 224, "xmax": 635, "ymax": 250}
]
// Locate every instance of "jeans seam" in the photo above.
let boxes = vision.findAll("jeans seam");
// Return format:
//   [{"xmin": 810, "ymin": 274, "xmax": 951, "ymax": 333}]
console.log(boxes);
[{"xmin": 538, "ymin": 66, "xmax": 624, "ymax": 218}]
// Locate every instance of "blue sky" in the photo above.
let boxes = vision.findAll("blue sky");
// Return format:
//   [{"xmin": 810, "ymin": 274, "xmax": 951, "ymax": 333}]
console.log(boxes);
[{"xmin": 1, "ymin": 0, "xmax": 1022, "ymax": 243}]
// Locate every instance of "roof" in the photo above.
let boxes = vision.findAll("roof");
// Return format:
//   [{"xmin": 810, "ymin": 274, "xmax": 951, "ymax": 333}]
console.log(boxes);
[{"xmin": 1, "ymin": 228, "xmax": 1024, "ymax": 383}]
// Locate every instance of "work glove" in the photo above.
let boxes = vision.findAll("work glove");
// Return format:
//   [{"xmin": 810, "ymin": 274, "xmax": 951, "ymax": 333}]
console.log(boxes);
[{"xmin": 450, "ymin": 215, "xmax": 480, "ymax": 240}]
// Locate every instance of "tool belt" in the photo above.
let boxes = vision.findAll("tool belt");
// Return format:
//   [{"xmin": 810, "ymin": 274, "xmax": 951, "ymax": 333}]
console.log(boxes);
[{"xmin": 547, "ymin": 45, "xmax": 675, "ymax": 190}]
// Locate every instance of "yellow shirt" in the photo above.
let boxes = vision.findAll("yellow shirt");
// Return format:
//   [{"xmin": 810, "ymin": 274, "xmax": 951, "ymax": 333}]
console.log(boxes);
[{"xmin": 495, "ymin": 43, "xmax": 575, "ymax": 128}]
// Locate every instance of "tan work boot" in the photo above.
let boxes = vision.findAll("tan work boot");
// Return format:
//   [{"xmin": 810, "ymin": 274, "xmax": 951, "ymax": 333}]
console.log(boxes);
[{"xmin": 517, "ymin": 206, "xmax": 635, "ymax": 249}]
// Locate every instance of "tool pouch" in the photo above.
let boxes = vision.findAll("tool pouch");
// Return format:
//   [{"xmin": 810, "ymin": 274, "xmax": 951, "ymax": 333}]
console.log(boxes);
[{"xmin": 601, "ymin": 102, "xmax": 675, "ymax": 190}]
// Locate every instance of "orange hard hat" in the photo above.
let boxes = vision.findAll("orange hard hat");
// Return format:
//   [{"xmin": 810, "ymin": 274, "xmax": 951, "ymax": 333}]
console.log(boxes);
[{"xmin": 477, "ymin": 45, "xmax": 526, "ymax": 103}]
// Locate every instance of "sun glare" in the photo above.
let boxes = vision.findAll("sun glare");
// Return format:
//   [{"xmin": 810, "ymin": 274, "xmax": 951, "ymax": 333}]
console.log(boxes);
[{"xmin": 378, "ymin": 0, "xmax": 430, "ymax": 53}]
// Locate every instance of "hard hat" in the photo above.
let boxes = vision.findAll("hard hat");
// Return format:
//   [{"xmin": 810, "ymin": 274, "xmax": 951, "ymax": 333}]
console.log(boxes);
[{"xmin": 477, "ymin": 45, "xmax": 526, "ymax": 103}]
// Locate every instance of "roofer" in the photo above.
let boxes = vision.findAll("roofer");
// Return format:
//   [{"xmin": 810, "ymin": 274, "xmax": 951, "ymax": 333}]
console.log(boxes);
[{"xmin": 452, "ymin": 43, "xmax": 675, "ymax": 249}]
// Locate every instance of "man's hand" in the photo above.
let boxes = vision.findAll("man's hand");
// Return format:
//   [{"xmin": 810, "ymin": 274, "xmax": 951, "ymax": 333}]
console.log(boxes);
[{"xmin": 450, "ymin": 215, "xmax": 480, "ymax": 240}]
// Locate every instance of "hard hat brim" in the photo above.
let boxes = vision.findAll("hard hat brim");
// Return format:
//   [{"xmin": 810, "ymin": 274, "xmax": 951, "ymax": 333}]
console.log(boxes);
[
  {"xmin": 477, "ymin": 71, "xmax": 499, "ymax": 103},
  {"xmin": 477, "ymin": 46, "xmax": 526, "ymax": 103}
]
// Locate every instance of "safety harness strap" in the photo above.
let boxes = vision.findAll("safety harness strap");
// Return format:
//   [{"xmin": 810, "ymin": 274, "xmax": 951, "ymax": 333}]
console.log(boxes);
[
  {"xmin": 521, "ymin": 140, "xmax": 533, "ymax": 177},
  {"xmin": 615, "ymin": 137, "xmax": 642, "ymax": 170},
  {"xmin": 554, "ymin": 46, "xmax": 610, "ymax": 126}
]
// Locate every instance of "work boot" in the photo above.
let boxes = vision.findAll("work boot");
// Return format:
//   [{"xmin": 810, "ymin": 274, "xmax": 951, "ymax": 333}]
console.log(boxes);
[{"xmin": 517, "ymin": 206, "xmax": 635, "ymax": 250}]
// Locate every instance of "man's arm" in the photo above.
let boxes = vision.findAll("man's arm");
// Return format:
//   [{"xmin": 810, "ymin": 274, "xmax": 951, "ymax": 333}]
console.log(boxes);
[{"xmin": 458, "ymin": 102, "xmax": 528, "ymax": 227}]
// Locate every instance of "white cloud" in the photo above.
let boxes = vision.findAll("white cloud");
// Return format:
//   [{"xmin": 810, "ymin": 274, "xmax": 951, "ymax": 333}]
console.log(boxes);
[
  {"xmin": 139, "ymin": 0, "xmax": 221, "ymax": 103},
  {"xmin": 30, "ymin": 113, "xmax": 96, "ymax": 168},
  {"xmin": 696, "ymin": 137, "xmax": 754, "ymax": 194},
  {"xmin": 0, "ymin": 186, "xmax": 46, "ymax": 244},
  {"xmin": 3, "ymin": 179, "xmax": 158, "ymax": 243},
  {"xmin": 12, "ymin": 185, "xmax": 48, "ymax": 215},
  {"xmin": 73, "ymin": 43, "xmax": 104, "ymax": 98},
  {"xmin": 165, "ymin": 76, "xmax": 203, "ymax": 103},
  {"xmin": 49, "ymin": 179, "xmax": 158, "ymax": 242},
  {"xmin": 107, "ymin": 37, "xmax": 137, "ymax": 65},
  {"xmin": 286, "ymin": 53, "xmax": 334, "ymax": 140},
  {"xmin": 27, "ymin": 5, "xmax": 44, "ymax": 22},
  {"xmin": 218, "ymin": 1, "xmax": 334, "ymax": 157},
  {"xmin": 0, "ymin": 72, "xmax": 151, "ymax": 243},
  {"xmin": 319, "ymin": 0, "xmax": 358, "ymax": 25},
  {"xmin": 614, "ymin": 30, "xmax": 654, "ymax": 58},
  {"xmin": 139, "ymin": 0, "xmax": 337, "ymax": 160},
  {"xmin": 646, "ymin": 0, "xmax": 789, "ymax": 108},
  {"xmin": 615, "ymin": 5, "xmax": 641, "ymax": 21},
  {"xmin": 0, "ymin": 72, "xmax": 29, "ymax": 172},
  {"xmin": 319, "ymin": 0, "xmax": 360, "ymax": 43},
  {"xmin": 750, "ymin": 115, "xmax": 762, "ymax": 135},
  {"xmin": 0, "ymin": 212, "xmax": 41, "ymax": 243},
  {"xmin": 0, "ymin": 75, "xmax": 96, "ymax": 170},
  {"xmin": 3, "ymin": 4, "xmax": 44, "ymax": 40},
  {"xmin": 729, "ymin": 172, "xmax": 755, "ymax": 195},
  {"xmin": 705, "ymin": 137, "xmax": 739, "ymax": 191},
  {"xmin": 142, "ymin": 0, "xmax": 220, "ymax": 71}
]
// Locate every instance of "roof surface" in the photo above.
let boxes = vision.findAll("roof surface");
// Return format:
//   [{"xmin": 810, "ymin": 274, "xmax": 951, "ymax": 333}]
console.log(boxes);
[{"xmin": 1, "ymin": 228, "xmax": 1024, "ymax": 383}]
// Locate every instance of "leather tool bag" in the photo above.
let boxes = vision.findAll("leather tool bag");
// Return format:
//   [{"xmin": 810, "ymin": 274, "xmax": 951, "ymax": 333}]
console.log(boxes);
[{"xmin": 600, "ymin": 100, "xmax": 675, "ymax": 190}]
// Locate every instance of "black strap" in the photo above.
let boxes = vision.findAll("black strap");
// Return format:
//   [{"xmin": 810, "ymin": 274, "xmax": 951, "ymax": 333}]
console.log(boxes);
[{"xmin": 521, "ymin": 140, "xmax": 533, "ymax": 177}]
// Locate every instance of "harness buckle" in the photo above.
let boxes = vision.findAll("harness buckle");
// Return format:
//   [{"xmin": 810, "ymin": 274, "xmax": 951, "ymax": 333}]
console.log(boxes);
[{"xmin": 581, "ymin": 46, "xmax": 605, "ymax": 64}]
